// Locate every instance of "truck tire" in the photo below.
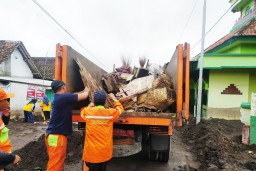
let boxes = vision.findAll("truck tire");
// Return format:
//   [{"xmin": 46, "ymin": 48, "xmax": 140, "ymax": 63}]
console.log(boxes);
[
  {"xmin": 148, "ymin": 146, "xmax": 159, "ymax": 161},
  {"xmin": 159, "ymin": 151, "xmax": 169, "ymax": 162},
  {"xmin": 148, "ymin": 134, "xmax": 171, "ymax": 162}
]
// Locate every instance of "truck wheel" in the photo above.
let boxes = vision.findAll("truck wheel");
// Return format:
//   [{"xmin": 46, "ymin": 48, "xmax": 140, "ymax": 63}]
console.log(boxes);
[
  {"xmin": 159, "ymin": 151, "xmax": 169, "ymax": 162},
  {"xmin": 148, "ymin": 134, "xmax": 171, "ymax": 162},
  {"xmin": 148, "ymin": 146, "xmax": 159, "ymax": 161}
]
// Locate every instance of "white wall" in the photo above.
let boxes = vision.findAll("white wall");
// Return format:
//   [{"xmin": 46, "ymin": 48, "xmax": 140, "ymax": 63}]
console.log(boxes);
[
  {"xmin": 0, "ymin": 56, "xmax": 10, "ymax": 76},
  {"xmin": 10, "ymin": 49, "xmax": 33, "ymax": 78},
  {"xmin": 10, "ymin": 82, "xmax": 41, "ymax": 112}
]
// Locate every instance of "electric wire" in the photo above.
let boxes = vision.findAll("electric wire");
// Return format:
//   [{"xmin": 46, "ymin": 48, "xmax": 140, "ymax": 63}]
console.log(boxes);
[
  {"xmin": 31, "ymin": 0, "xmax": 111, "ymax": 72},
  {"xmin": 178, "ymin": 0, "xmax": 199, "ymax": 42},
  {"xmin": 191, "ymin": 0, "xmax": 239, "ymax": 51}
]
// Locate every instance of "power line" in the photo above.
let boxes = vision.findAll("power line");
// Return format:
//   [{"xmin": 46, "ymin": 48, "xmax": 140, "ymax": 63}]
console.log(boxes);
[
  {"xmin": 31, "ymin": 0, "xmax": 111, "ymax": 72},
  {"xmin": 191, "ymin": 0, "xmax": 239, "ymax": 51},
  {"xmin": 178, "ymin": 0, "xmax": 199, "ymax": 42}
]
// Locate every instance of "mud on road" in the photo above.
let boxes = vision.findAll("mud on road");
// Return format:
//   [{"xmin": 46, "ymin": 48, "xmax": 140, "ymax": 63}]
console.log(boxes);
[
  {"xmin": 5, "ymin": 116, "xmax": 256, "ymax": 171},
  {"xmin": 180, "ymin": 117, "xmax": 256, "ymax": 171}
]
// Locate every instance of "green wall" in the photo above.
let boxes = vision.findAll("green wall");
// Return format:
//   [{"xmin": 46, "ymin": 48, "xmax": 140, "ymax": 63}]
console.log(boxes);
[
  {"xmin": 242, "ymin": 0, "xmax": 254, "ymax": 17},
  {"xmin": 220, "ymin": 45, "xmax": 241, "ymax": 53},
  {"xmin": 241, "ymin": 43, "xmax": 256, "ymax": 53},
  {"xmin": 250, "ymin": 116, "xmax": 256, "ymax": 144},
  {"xmin": 208, "ymin": 69, "xmax": 249, "ymax": 108},
  {"xmin": 203, "ymin": 55, "xmax": 256, "ymax": 69},
  {"xmin": 216, "ymin": 42, "xmax": 256, "ymax": 54},
  {"xmin": 249, "ymin": 71, "xmax": 256, "ymax": 101},
  {"xmin": 45, "ymin": 89, "xmax": 54, "ymax": 102}
]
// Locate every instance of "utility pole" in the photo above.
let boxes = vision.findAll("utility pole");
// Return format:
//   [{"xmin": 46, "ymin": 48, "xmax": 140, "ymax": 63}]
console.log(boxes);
[{"xmin": 196, "ymin": 0, "xmax": 207, "ymax": 124}]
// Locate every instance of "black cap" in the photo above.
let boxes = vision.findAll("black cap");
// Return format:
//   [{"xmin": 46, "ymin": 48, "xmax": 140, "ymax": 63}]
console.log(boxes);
[
  {"xmin": 94, "ymin": 90, "xmax": 107, "ymax": 103},
  {"xmin": 51, "ymin": 80, "xmax": 65, "ymax": 93}
]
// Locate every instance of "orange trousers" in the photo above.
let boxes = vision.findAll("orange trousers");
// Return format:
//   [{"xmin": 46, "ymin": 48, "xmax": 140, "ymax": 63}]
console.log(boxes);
[
  {"xmin": 83, "ymin": 162, "xmax": 89, "ymax": 171},
  {"xmin": 45, "ymin": 134, "xmax": 67, "ymax": 171}
]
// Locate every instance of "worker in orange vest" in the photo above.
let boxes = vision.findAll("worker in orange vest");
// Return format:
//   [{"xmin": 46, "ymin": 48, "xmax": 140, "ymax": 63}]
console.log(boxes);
[
  {"xmin": 45, "ymin": 80, "xmax": 90, "ymax": 171},
  {"xmin": 80, "ymin": 90, "xmax": 124, "ymax": 171},
  {"xmin": 0, "ymin": 88, "xmax": 21, "ymax": 171}
]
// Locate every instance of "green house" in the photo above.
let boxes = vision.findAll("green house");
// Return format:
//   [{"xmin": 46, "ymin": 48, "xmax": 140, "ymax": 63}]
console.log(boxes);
[{"xmin": 191, "ymin": 0, "xmax": 256, "ymax": 120}]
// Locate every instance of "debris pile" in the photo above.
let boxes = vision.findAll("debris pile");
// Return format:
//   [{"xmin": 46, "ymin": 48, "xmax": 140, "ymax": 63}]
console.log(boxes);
[{"xmin": 101, "ymin": 59, "xmax": 176, "ymax": 112}]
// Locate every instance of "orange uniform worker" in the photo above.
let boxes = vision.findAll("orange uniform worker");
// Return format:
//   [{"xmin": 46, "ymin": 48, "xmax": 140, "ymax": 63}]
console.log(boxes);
[
  {"xmin": 45, "ymin": 80, "xmax": 90, "ymax": 171},
  {"xmin": 80, "ymin": 90, "xmax": 124, "ymax": 171},
  {"xmin": 0, "ymin": 88, "xmax": 21, "ymax": 171}
]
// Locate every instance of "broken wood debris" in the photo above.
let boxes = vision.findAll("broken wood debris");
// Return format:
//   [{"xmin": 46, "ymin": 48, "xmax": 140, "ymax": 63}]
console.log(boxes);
[
  {"xmin": 75, "ymin": 58, "xmax": 113, "ymax": 107},
  {"xmin": 101, "ymin": 62, "xmax": 176, "ymax": 112},
  {"xmin": 75, "ymin": 57, "xmax": 175, "ymax": 112}
]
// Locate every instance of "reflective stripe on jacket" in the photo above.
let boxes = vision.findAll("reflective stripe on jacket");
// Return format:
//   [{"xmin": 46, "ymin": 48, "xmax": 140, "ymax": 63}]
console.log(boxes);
[
  {"xmin": 80, "ymin": 101, "xmax": 124, "ymax": 163},
  {"xmin": 0, "ymin": 118, "xmax": 12, "ymax": 153}
]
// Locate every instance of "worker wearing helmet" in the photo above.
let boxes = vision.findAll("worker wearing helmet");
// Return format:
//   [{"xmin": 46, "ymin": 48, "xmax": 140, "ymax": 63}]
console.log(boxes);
[
  {"xmin": 80, "ymin": 90, "xmax": 124, "ymax": 171},
  {"xmin": 0, "ymin": 88, "xmax": 21, "ymax": 171},
  {"xmin": 45, "ymin": 80, "xmax": 90, "ymax": 171}
]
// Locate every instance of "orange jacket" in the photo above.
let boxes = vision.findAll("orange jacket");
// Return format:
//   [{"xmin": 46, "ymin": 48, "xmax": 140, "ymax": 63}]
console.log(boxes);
[
  {"xmin": 80, "ymin": 101, "xmax": 124, "ymax": 163},
  {"xmin": 0, "ymin": 118, "xmax": 12, "ymax": 153}
]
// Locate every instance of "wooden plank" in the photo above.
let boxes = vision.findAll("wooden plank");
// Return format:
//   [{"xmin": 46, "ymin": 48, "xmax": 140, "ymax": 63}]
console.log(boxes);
[{"xmin": 75, "ymin": 58, "xmax": 113, "ymax": 107}]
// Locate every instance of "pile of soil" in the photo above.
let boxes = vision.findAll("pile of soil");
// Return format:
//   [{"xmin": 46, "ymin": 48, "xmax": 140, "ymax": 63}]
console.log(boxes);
[
  {"xmin": 179, "ymin": 117, "xmax": 256, "ymax": 170},
  {"xmin": 6, "ymin": 129, "xmax": 84, "ymax": 171}
]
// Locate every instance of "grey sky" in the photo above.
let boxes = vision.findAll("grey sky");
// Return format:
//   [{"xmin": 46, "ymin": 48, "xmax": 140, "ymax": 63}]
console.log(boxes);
[{"xmin": 0, "ymin": 0, "xmax": 239, "ymax": 72}]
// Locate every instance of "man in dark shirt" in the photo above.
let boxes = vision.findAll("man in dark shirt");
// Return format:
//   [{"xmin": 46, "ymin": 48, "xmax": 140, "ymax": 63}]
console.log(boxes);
[{"xmin": 45, "ymin": 80, "xmax": 89, "ymax": 171}]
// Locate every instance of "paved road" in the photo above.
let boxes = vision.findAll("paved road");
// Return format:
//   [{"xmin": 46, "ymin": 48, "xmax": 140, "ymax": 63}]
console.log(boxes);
[
  {"xmin": 108, "ymin": 129, "xmax": 200, "ymax": 171},
  {"xmin": 65, "ymin": 129, "xmax": 200, "ymax": 171}
]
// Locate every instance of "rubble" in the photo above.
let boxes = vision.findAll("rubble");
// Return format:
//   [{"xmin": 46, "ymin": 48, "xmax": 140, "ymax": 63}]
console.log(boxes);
[
  {"xmin": 75, "ymin": 58, "xmax": 113, "ymax": 107},
  {"xmin": 75, "ymin": 57, "xmax": 176, "ymax": 112},
  {"xmin": 101, "ymin": 61, "xmax": 176, "ymax": 112}
]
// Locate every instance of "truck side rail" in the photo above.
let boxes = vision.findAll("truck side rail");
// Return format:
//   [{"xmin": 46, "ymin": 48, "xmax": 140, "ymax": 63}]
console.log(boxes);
[{"xmin": 119, "ymin": 112, "xmax": 176, "ymax": 119}]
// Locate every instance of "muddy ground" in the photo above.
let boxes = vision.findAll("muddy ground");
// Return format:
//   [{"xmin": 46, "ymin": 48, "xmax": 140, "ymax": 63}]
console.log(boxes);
[
  {"xmin": 180, "ymin": 117, "xmax": 256, "ymax": 171},
  {"xmin": 4, "ymin": 116, "xmax": 256, "ymax": 171}
]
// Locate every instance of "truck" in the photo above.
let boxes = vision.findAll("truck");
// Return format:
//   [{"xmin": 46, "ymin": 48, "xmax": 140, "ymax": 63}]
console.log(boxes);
[{"xmin": 54, "ymin": 42, "xmax": 190, "ymax": 163}]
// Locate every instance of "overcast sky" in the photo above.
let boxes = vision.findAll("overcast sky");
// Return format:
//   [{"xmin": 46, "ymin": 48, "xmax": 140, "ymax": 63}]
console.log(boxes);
[{"xmin": 0, "ymin": 0, "xmax": 239, "ymax": 72}]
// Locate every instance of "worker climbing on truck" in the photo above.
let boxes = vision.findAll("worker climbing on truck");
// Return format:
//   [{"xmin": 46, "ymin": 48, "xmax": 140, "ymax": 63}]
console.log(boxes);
[
  {"xmin": 80, "ymin": 90, "xmax": 124, "ymax": 171},
  {"xmin": 45, "ymin": 80, "xmax": 90, "ymax": 171}
]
